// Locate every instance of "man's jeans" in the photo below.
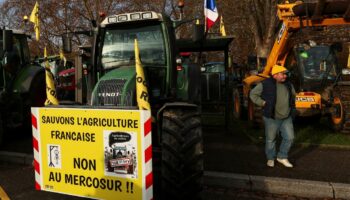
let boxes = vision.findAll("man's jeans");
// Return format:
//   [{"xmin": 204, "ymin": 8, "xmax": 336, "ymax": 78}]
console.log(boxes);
[{"xmin": 263, "ymin": 116, "xmax": 294, "ymax": 160}]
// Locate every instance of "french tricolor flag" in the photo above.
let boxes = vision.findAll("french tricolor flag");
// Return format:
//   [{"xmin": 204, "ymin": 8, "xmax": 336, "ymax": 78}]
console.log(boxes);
[{"xmin": 204, "ymin": 0, "xmax": 219, "ymax": 31}]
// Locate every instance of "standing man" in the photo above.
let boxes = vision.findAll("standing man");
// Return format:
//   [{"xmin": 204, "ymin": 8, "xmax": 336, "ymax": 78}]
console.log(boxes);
[{"xmin": 250, "ymin": 65, "xmax": 296, "ymax": 168}]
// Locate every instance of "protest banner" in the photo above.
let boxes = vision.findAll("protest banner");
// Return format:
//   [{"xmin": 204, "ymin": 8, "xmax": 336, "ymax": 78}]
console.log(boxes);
[{"xmin": 31, "ymin": 107, "xmax": 152, "ymax": 200}]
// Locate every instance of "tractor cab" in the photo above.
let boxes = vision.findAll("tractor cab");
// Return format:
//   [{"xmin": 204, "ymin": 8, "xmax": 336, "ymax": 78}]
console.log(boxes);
[
  {"xmin": 0, "ymin": 29, "xmax": 46, "ymax": 146},
  {"xmin": 0, "ymin": 30, "xmax": 32, "ymax": 91},
  {"xmin": 89, "ymin": 12, "xmax": 174, "ymax": 108},
  {"xmin": 60, "ymin": 8, "xmax": 223, "ymax": 198}
]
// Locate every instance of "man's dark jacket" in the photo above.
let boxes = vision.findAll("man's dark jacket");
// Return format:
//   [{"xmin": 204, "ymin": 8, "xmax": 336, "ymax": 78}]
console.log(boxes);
[{"xmin": 261, "ymin": 77, "xmax": 295, "ymax": 118}]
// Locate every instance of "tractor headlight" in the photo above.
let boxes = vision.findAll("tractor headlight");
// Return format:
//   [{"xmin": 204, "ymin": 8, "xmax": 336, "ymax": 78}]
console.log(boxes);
[
  {"xmin": 342, "ymin": 68, "xmax": 350, "ymax": 75},
  {"xmin": 130, "ymin": 13, "xmax": 141, "ymax": 20},
  {"xmin": 142, "ymin": 12, "xmax": 152, "ymax": 19},
  {"xmin": 108, "ymin": 17, "xmax": 117, "ymax": 23},
  {"xmin": 118, "ymin": 15, "xmax": 128, "ymax": 22}
]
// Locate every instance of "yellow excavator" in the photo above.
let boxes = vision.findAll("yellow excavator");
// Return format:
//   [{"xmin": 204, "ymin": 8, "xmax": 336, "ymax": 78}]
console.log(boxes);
[{"xmin": 233, "ymin": 0, "xmax": 350, "ymax": 132}]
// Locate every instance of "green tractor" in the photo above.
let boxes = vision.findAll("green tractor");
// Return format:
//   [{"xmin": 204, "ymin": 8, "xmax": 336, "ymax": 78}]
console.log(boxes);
[
  {"xmin": 62, "ymin": 11, "xmax": 206, "ymax": 199},
  {"xmin": 0, "ymin": 29, "xmax": 46, "ymax": 145},
  {"xmin": 62, "ymin": 3, "xmax": 235, "ymax": 197}
]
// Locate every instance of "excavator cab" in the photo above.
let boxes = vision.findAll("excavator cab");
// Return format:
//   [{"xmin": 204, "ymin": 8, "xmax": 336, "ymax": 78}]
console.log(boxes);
[{"xmin": 293, "ymin": 43, "xmax": 340, "ymax": 92}]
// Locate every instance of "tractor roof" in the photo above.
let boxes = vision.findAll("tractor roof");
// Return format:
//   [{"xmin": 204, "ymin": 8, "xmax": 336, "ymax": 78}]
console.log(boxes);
[
  {"xmin": 1, "ymin": 29, "xmax": 30, "ymax": 36},
  {"xmin": 101, "ymin": 11, "xmax": 163, "ymax": 27}
]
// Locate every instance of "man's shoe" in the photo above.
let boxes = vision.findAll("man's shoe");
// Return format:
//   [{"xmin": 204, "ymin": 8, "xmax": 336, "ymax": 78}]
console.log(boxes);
[
  {"xmin": 276, "ymin": 158, "xmax": 293, "ymax": 168},
  {"xmin": 267, "ymin": 160, "xmax": 274, "ymax": 167}
]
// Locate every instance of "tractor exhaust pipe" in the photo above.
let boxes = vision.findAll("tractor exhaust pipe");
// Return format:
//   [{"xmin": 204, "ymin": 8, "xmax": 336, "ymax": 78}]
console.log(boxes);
[{"xmin": 193, "ymin": 23, "xmax": 205, "ymax": 42}]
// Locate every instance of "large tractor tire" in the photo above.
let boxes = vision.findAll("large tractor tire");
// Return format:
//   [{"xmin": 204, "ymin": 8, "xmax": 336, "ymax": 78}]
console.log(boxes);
[
  {"xmin": 23, "ymin": 72, "xmax": 47, "ymax": 132},
  {"xmin": 161, "ymin": 108, "xmax": 203, "ymax": 200},
  {"xmin": 331, "ymin": 85, "xmax": 350, "ymax": 133},
  {"xmin": 29, "ymin": 72, "xmax": 47, "ymax": 107}
]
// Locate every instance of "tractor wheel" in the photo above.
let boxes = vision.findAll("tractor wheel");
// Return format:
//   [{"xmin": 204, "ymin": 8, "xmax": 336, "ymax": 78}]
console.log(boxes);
[
  {"xmin": 232, "ymin": 88, "xmax": 245, "ymax": 119},
  {"xmin": 161, "ymin": 108, "xmax": 203, "ymax": 200},
  {"xmin": 29, "ymin": 72, "xmax": 47, "ymax": 107},
  {"xmin": 248, "ymin": 99, "xmax": 263, "ymax": 128},
  {"xmin": 331, "ymin": 85, "xmax": 350, "ymax": 133},
  {"xmin": 23, "ymin": 72, "xmax": 47, "ymax": 132}
]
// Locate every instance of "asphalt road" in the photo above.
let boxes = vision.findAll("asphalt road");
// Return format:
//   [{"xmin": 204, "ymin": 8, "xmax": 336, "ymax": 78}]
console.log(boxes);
[
  {"xmin": 203, "ymin": 126, "xmax": 350, "ymax": 184},
  {"xmin": 0, "ymin": 163, "xmax": 84, "ymax": 200}
]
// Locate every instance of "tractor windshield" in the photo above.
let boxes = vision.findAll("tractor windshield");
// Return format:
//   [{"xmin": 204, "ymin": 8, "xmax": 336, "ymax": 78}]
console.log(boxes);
[
  {"xmin": 101, "ymin": 24, "xmax": 166, "ymax": 70},
  {"xmin": 297, "ymin": 46, "xmax": 338, "ymax": 80}
]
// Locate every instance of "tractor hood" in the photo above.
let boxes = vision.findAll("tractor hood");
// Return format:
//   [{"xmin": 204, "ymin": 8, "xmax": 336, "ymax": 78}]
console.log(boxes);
[{"xmin": 91, "ymin": 66, "xmax": 136, "ymax": 106}]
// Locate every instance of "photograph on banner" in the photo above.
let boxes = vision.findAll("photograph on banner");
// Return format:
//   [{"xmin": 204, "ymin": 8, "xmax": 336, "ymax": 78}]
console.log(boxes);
[{"xmin": 104, "ymin": 130, "xmax": 138, "ymax": 178}]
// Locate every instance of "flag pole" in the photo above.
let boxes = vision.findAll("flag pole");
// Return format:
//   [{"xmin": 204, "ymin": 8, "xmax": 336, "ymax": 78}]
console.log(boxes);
[{"xmin": 134, "ymin": 39, "xmax": 150, "ymax": 110}]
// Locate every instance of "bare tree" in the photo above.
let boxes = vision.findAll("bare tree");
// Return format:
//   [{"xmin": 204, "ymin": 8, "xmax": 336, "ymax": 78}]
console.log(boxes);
[
  {"xmin": 249, "ymin": 0, "xmax": 279, "ymax": 56},
  {"xmin": 0, "ymin": 0, "xmax": 131, "ymax": 56},
  {"xmin": 0, "ymin": 0, "xmax": 254, "ymax": 65}
]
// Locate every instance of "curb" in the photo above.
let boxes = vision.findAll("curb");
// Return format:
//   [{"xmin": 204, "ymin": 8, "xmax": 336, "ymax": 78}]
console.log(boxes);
[
  {"xmin": 2, "ymin": 151, "xmax": 350, "ymax": 199},
  {"xmin": 204, "ymin": 171, "xmax": 350, "ymax": 199},
  {"xmin": 0, "ymin": 151, "xmax": 33, "ymax": 165}
]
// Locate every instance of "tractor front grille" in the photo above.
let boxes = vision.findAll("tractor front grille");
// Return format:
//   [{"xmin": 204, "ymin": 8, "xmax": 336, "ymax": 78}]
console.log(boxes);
[{"xmin": 93, "ymin": 79, "xmax": 133, "ymax": 106}]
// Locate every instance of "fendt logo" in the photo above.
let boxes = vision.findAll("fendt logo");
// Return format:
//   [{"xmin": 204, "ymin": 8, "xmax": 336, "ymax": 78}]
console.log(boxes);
[
  {"xmin": 98, "ymin": 92, "xmax": 120, "ymax": 97},
  {"xmin": 296, "ymin": 97, "xmax": 315, "ymax": 102}
]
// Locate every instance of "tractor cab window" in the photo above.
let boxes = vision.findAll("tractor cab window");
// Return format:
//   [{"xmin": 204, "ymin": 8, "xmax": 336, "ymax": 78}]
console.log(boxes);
[
  {"xmin": 296, "ymin": 46, "xmax": 337, "ymax": 80},
  {"xmin": 17, "ymin": 34, "xmax": 31, "ymax": 65},
  {"xmin": 101, "ymin": 24, "xmax": 166, "ymax": 70},
  {"xmin": 12, "ymin": 37, "xmax": 21, "ymax": 62},
  {"xmin": 1, "ymin": 37, "xmax": 21, "ymax": 75}
]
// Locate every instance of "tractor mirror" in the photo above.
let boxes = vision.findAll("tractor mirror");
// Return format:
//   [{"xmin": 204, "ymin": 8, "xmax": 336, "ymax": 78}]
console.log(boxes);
[
  {"xmin": 62, "ymin": 33, "xmax": 72, "ymax": 53},
  {"xmin": 193, "ymin": 24, "xmax": 204, "ymax": 42},
  {"xmin": 3, "ymin": 29, "xmax": 13, "ymax": 52}
]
